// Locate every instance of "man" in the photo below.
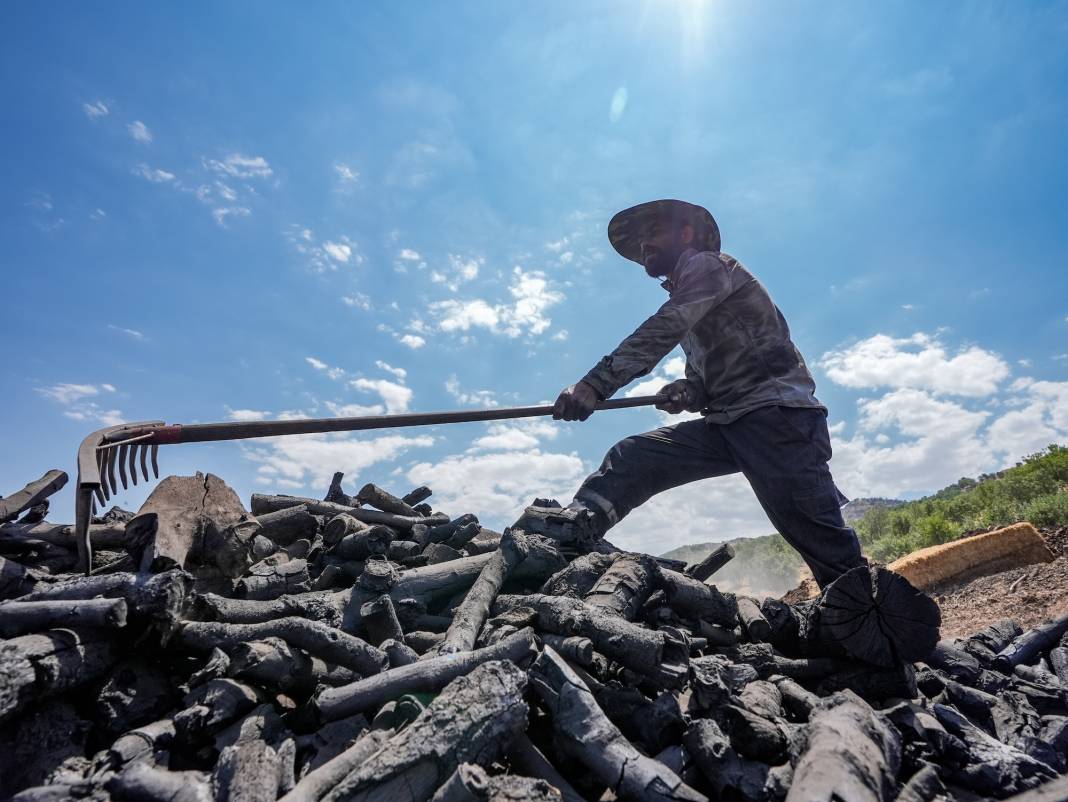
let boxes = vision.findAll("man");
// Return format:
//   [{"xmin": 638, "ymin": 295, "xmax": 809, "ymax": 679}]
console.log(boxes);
[{"xmin": 524, "ymin": 199, "xmax": 864, "ymax": 588}]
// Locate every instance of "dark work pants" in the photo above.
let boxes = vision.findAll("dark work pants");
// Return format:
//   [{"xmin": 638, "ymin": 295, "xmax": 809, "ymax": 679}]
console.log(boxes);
[{"xmin": 573, "ymin": 405, "xmax": 864, "ymax": 588}]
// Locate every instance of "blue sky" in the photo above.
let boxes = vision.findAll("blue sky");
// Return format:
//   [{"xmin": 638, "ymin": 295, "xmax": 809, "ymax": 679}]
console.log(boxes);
[{"xmin": 3, "ymin": 2, "xmax": 1067, "ymax": 554}]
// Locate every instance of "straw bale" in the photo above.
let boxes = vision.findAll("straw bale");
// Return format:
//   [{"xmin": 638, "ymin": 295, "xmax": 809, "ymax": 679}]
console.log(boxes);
[{"xmin": 888, "ymin": 523, "xmax": 1054, "ymax": 590}]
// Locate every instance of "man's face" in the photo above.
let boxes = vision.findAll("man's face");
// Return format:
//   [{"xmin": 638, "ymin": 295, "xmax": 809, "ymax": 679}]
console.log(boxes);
[{"xmin": 639, "ymin": 218, "xmax": 692, "ymax": 278}]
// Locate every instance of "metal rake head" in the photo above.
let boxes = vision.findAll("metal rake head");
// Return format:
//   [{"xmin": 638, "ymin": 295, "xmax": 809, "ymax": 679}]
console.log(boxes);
[{"xmin": 74, "ymin": 420, "xmax": 164, "ymax": 572}]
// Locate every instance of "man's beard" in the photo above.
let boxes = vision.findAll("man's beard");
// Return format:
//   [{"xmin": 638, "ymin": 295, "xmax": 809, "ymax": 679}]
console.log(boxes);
[{"xmin": 642, "ymin": 246, "xmax": 683, "ymax": 278}]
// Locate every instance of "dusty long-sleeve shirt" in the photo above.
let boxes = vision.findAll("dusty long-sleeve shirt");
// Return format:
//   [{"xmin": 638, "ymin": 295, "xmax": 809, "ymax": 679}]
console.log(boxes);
[{"xmin": 581, "ymin": 248, "xmax": 825, "ymax": 424}]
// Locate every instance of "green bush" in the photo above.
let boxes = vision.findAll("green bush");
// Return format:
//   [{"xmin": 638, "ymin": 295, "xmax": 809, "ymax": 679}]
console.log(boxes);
[{"xmin": 1020, "ymin": 492, "xmax": 1068, "ymax": 528}]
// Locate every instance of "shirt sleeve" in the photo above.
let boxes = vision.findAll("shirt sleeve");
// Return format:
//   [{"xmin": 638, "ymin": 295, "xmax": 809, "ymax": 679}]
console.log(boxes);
[{"xmin": 581, "ymin": 253, "xmax": 732, "ymax": 399}]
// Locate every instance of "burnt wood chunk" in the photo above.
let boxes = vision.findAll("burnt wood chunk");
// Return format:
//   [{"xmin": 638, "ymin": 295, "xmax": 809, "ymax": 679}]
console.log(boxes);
[
  {"xmin": 785, "ymin": 690, "xmax": 901, "ymax": 802},
  {"xmin": 0, "ymin": 627, "xmax": 117, "ymax": 723},
  {"xmin": 926, "ymin": 639, "xmax": 983, "ymax": 684},
  {"xmin": 319, "ymin": 660, "xmax": 529, "ymax": 802},
  {"xmin": 213, "ymin": 737, "xmax": 282, "ymax": 802},
  {"xmin": 401, "ymin": 486, "xmax": 432, "ymax": 506},
  {"xmin": 999, "ymin": 614, "xmax": 1068, "ymax": 669},
  {"xmin": 279, "ymin": 729, "xmax": 389, "ymax": 802},
  {"xmin": 1050, "ymin": 647, "xmax": 1068, "ymax": 687},
  {"xmin": 933, "ymin": 703, "xmax": 1057, "ymax": 797},
  {"xmin": 424, "ymin": 542, "xmax": 463, "ymax": 564},
  {"xmin": 507, "ymin": 733, "xmax": 586, "ymax": 802},
  {"xmin": 441, "ymin": 529, "xmax": 529, "ymax": 654},
  {"xmin": 769, "ymin": 675, "xmax": 820, "ymax": 721},
  {"xmin": 657, "ymin": 568, "xmax": 738, "ymax": 627},
  {"xmin": 495, "ymin": 593, "xmax": 664, "ymax": 675},
  {"xmin": 736, "ymin": 596, "xmax": 772, "ymax": 642},
  {"xmin": 251, "ymin": 493, "xmax": 447, "ymax": 530},
  {"xmin": 539, "ymin": 552, "xmax": 614, "ymax": 598},
  {"xmin": 335, "ymin": 525, "xmax": 394, "ymax": 560},
  {"xmin": 256, "ymin": 505, "xmax": 319, "ymax": 547},
  {"xmin": 583, "ymin": 553, "xmax": 657, "ymax": 621},
  {"xmin": 686, "ymin": 542, "xmax": 735, "ymax": 582},
  {"xmin": 0, "ymin": 555, "xmax": 51, "ymax": 600},
  {"xmin": 174, "ymin": 617, "xmax": 388, "ymax": 676},
  {"xmin": 325, "ymin": 472, "xmax": 357, "ymax": 507},
  {"xmin": 529, "ymin": 647, "xmax": 707, "ymax": 802},
  {"xmin": 107, "ymin": 763, "xmax": 212, "ymax": 802},
  {"xmin": 356, "ymin": 483, "xmax": 419, "ymax": 517},
  {"xmin": 817, "ymin": 565, "xmax": 940, "ymax": 666},
  {"xmin": 360, "ymin": 594, "xmax": 404, "ymax": 646},
  {"xmin": 323, "ymin": 513, "xmax": 369, "ymax": 546},
  {"xmin": 0, "ymin": 470, "xmax": 68, "ymax": 524},
  {"xmin": 315, "ymin": 627, "xmax": 538, "ymax": 721},
  {"xmin": 683, "ymin": 717, "xmax": 789, "ymax": 802},
  {"xmin": 443, "ymin": 522, "xmax": 482, "ymax": 552},
  {"xmin": 235, "ymin": 558, "xmax": 311, "ymax": 600},
  {"xmin": 962, "ymin": 619, "xmax": 1022, "ymax": 664},
  {"xmin": 18, "ymin": 569, "xmax": 192, "ymax": 633},
  {"xmin": 96, "ymin": 658, "xmax": 178, "ymax": 736},
  {"xmin": 0, "ymin": 597, "xmax": 127, "ymax": 637},
  {"xmin": 431, "ymin": 763, "xmax": 562, "ymax": 802},
  {"xmin": 894, "ymin": 764, "xmax": 946, "ymax": 802},
  {"xmin": 125, "ymin": 473, "xmax": 258, "ymax": 578}
]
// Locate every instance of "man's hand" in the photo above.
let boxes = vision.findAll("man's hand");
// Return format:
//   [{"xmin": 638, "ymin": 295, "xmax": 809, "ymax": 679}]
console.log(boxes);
[
  {"xmin": 655, "ymin": 379, "xmax": 698, "ymax": 414},
  {"xmin": 553, "ymin": 380, "xmax": 601, "ymax": 421}
]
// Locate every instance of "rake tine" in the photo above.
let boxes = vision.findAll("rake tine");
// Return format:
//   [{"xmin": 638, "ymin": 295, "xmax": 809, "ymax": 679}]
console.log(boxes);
[
  {"xmin": 139, "ymin": 444, "xmax": 150, "ymax": 483},
  {"xmin": 128, "ymin": 444, "xmax": 138, "ymax": 486},
  {"xmin": 151, "ymin": 444, "xmax": 159, "ymax": 479},
  {"xmin": 96, "ymin": 450, "xmax": 110, "ymax": 502},
  {"xmin": 118, "ymin": 443, "xmax": 130, "ymax": 490},
  {"xmin": 105, "ymin": 446, "xmax": 118, "ymax": 499}
]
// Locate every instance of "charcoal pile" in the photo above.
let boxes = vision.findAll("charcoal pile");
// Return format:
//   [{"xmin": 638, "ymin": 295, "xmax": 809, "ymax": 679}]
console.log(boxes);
[{"xmin": 2, "ymin": 468, "xmax": 1067, "ymax": 801}]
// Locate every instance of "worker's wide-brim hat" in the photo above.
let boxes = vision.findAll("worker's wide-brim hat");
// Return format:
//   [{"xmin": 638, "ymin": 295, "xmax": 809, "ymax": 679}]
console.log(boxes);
[{"xmin": 608, "ymin": 199, "xmax": 720, "ymax": 264}]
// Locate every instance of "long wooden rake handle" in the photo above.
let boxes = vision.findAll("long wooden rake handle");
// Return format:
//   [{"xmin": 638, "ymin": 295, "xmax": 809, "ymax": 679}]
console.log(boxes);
[{"xmin": 74, "ymin": 394, "xmax": 667, "ymax": 572}]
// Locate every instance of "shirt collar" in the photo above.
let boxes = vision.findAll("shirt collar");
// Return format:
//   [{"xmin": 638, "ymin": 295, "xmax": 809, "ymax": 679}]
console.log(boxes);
[{"xmin": 659, "ymin": 247, "xmax": 699, "ymax": 293}]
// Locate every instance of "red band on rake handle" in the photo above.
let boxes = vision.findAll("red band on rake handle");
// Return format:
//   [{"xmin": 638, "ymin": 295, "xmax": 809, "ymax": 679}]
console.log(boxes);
[{"xmin": 146, "ymin": 425, "xmax": 183, "ymax": 445}]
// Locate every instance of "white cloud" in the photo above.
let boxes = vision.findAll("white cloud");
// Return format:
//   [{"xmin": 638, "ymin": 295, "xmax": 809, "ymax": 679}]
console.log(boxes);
[
  {"xmin": 207, "ymin": 154, "xmax": 273, "ymax": 178},
  {"xmin": 445, "ymin": 376, "xmax": 499, "ymax": 407},
  {"xmin": 83, "ymin": 100, "xmax": 109, "ymax": 119},
  {"xmin": 212, "ymin": 206, "xmax": 251, "ymax": 227},
  {"xmin": 342, "ymin": 294, "xmax": 371, "ymax": 311},
  {"xmin": 135, "ymin": 163, "xmax": 175, "ymax": 183},
  {"xmin": 323, "ymin": 241, "xmax": 352, "ymax": 263},
  {"xmin": 350, "ymin": 378, "xmax": 412, "ymax": 414},
  {"xmin": 375, "ymin": 361, "xmax": 407, "ymax": 380},
  {"xmin": 245, "ymin": 433, "xmax": 433, "ymax": 492},
  {"xmin": 107, "ymin": 324, "xmax": 145, "ymax": 340},
  {"xmin": 818, "ymin": 332, "xmax": 1010, "ymax": 397},
  {"xmin": 37, "ymin": 382, "xmax": 124, "ymax": 426},
  {"xmin": 37, "ymin": 382, "xmax": 114, "ymax": 405},
  {"xmin": 305, "ymin": 356, "xmax": 328, "ymax": 371},
  {"xmin": 398, "ymin": 248, "xmax": 421, "ymax": 261},
  {"xmin": 325, "ymin": 401, "xmax": 385, "ymax": 417},
  {"xmin": 407, "ymin": 450, "xmax": 586, "ymax": 525},
  {"xmin": 215, "ymin": 182, "xmax": 237, "ymax": 201},
  {"xmin": 609, "ymin": 86, "xmax": 628, "ymax": 123},
  {"xmin": 127, "ymin": 120, "xmax": 153, "ymax": 143},
  {"xmin": 430, "ymin": 267, "xmax": 564, "ymax": 339},
  {"xmin": 287, "ymin": 226, "xmax": 360, "ymax": 273},
  {"xmin": 399, "ymin": 334, "xmax": 426, "ymax": 349},
  {"xmin": 334, "ymin": 162, "xmax": 359, "ymax": 186},
  {"xmin": 90, "ymin": 208, "xmax": 106, "ymax": 221},
  {"xmin": 227, "ymin": 408, "xmax": 270, "ymax": 422},
  {"xmin": 986, "ymin": 380, "xmax": 1068, "ymax": 460}
]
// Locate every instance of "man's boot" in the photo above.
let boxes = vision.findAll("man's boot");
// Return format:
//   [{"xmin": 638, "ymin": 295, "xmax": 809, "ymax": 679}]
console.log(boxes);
[{"xmin": 510, "ymin": 498, "xmax": 608, "ymax": 547}]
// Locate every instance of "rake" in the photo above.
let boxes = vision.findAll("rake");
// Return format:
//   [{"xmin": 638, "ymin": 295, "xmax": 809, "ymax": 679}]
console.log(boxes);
[{"xmin": 73, "ymin": 394, "xmax": 667, "ymax": 572}]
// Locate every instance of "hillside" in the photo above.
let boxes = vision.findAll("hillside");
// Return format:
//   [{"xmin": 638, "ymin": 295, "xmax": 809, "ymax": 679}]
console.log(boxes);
[{"xmin": 660, "ymin": 445, "xmax": 1068, "ymax": 596}]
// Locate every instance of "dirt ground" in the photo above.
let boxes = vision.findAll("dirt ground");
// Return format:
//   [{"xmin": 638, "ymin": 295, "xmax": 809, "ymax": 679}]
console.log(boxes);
[{"xmin": 931, "ymin": 525, "xmax": 1068, "ymax": 639}]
